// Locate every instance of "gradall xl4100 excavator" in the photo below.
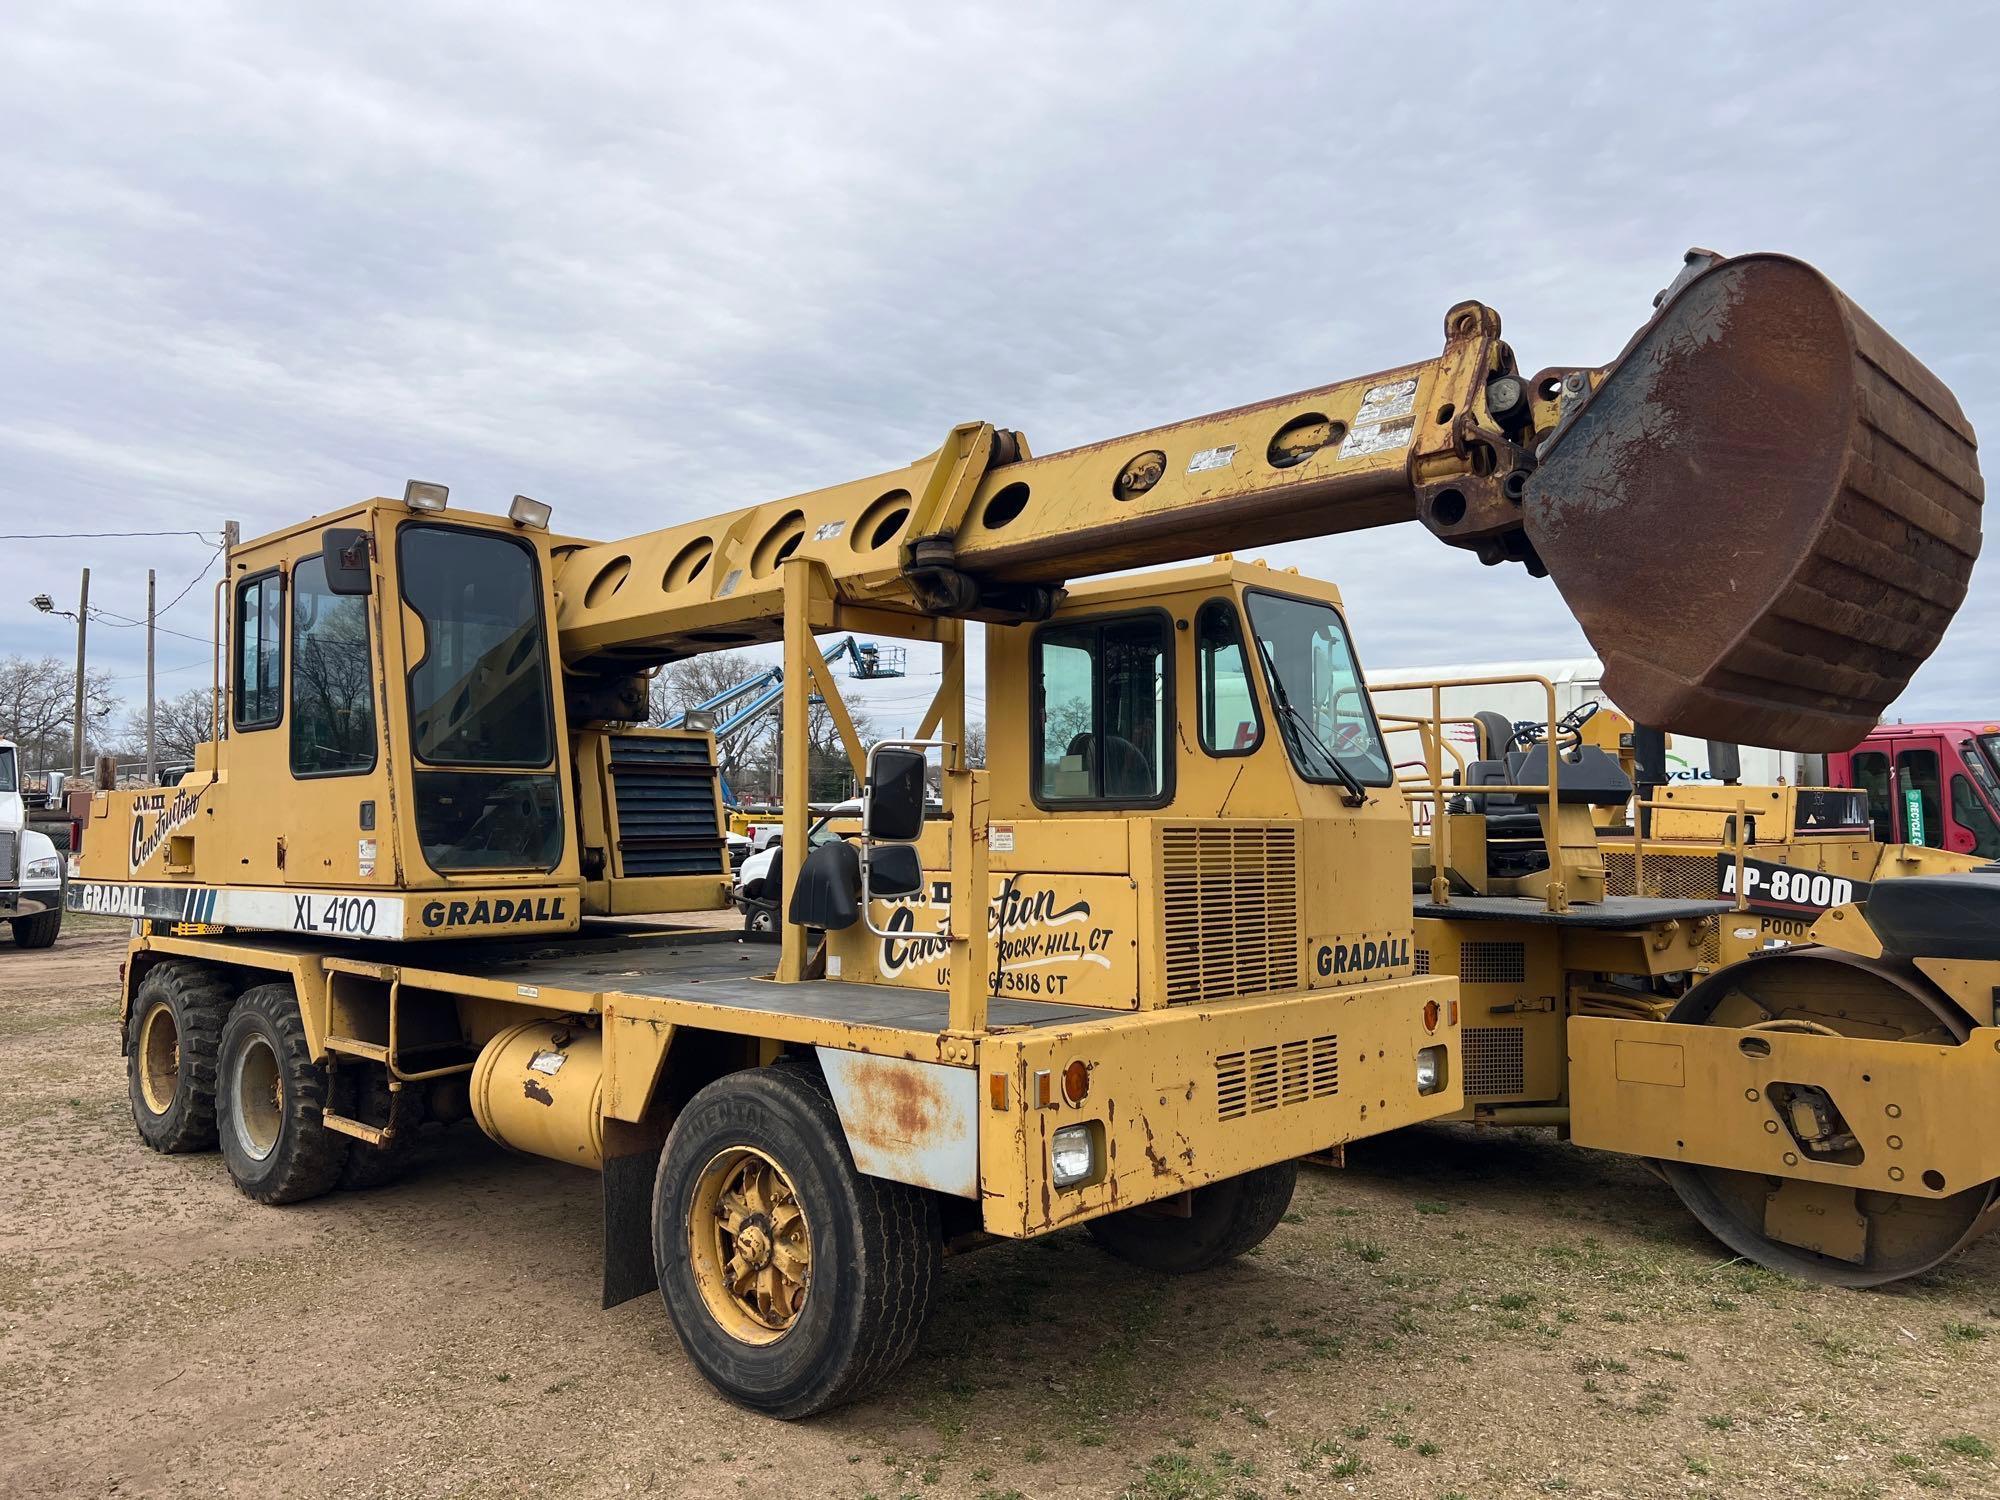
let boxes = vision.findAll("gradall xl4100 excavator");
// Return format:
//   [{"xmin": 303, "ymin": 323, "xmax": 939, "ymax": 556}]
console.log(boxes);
[{"xmin": 69, "ymin": 250, "xmax": 1986, "ymax": 1415}]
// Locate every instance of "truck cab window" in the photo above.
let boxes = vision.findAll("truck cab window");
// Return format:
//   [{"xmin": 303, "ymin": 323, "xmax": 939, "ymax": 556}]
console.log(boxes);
[
  {"xmin": 1953, "ymin": 743, "xmax": 2000, "ymax": 858},
  {"xmin": 1196, "ymin": 600, "xmax": 1262, "ymax": 756},
  {"xmin": 234, "ymin": 572, "xmax": 283, "ymax": 730},
  {"xmin": 1849, "ymin": 750, "xmax": 1892, "ymax": 841},
  {"xmin": 1896, "ymin": 748, "xmax": 1942, "ymax": 847},
  {"xmin": 1034, "ymin": 615, "xmax": 1170, "ymax": 805},
  {"xmin": 290, "ymin": 556, "xmax": 377, "ymax": 777},
  {"xmin": 1244, "ymin": 590, "xmax": 1391, "ymax": 786},
  {"xmin": 398, "ymin": 525, "xmax": 562, "ymax": 871}
]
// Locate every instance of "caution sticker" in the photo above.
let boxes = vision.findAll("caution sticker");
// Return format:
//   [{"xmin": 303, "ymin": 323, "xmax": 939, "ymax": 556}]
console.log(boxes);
[{"xmin": 1186, "ymin": 445, "xmax": 1237, "ymax": 474}]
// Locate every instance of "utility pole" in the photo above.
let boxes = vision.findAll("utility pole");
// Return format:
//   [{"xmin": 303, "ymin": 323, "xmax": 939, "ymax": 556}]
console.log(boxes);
[
  {"xmin": 145, "ymin": 568, "xmax": 157, "ymax": 784},
  {"xmin": 72, "ymin": 568, "xmax": 90, "ymax": 780}
]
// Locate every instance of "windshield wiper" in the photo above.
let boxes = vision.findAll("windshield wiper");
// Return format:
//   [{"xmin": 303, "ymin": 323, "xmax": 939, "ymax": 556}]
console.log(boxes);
[{"xmin": 1254, "ymin": 636, "xmax": 1369, "ymax": 806}]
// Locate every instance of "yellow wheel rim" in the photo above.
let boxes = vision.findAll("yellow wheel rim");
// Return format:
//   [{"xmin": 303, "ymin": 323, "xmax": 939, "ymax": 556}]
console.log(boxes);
[
  {"xmin": 687, "ymin": 1147, "xmax": 812, "ymax": 1345},
  {"xmin": 138, "ymin": 1002, "xmax": 180, "ymax": 1116}
]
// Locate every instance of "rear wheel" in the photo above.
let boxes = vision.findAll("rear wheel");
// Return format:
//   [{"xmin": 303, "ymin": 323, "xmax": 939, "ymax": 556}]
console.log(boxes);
[
  {"xmin": 217, "ymin": 984, "xmax": 349, "ymax": 1204},
  {"xmin": 11, "ymin": 907, "xmax": 61, "ymax": 948},
  {"xmin": 1087, "ymin": 1161, "xmax": 1298, "ymax": 1274},
  {"xmin": 1659, "ymin": 947, "xmax": 1998, "ymax": 1286},
  {"xmin": 652, "ymin": 1060, "xmax": 940, "ymax": 1418},
  {"xmin": 126, "ymin": 961, "xmax": 234, "ymax": 1153}
]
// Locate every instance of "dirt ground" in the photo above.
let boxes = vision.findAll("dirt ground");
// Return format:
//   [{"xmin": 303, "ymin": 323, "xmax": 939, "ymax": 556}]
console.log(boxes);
[{"xmin": 4, "ymin": 921, "xmax": 1996, "ymax": 1500}]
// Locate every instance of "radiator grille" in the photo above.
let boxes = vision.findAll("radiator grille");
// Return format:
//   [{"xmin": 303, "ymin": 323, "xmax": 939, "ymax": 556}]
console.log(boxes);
[
  {"xmin": 1463, "ymin": 1026, "xmax": 1527, "ymax": 1096},
  {"xmin": 1216, "ymin": 1035, "xmax": 1338, "ymax": 1121},
  {"xmin": 0, "ymin": 830, "xmax": 15, "ymax": 884},
  {"xmin": 1161, "ymin": 825, "xmax": 1301, "ymax": 1004},
  {"xmin": 609, "ymin": 735, "xmax": 725, "ymax": 877},
  {"xmin": 1459, "ymin": 940, "xmax": 1526, "ymax": 985},
  {"xmin": 1605, "ymin": 850, "xmax": 1720, "ymax": 901}
]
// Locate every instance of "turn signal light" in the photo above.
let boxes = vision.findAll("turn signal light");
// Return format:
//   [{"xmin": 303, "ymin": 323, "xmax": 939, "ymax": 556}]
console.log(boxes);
[{"xmin": 1062, "ymin": 1059, "xmax": 1090, "ymax": 1105}]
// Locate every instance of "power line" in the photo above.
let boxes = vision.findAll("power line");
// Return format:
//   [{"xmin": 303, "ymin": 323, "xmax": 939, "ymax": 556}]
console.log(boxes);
[{"xmin": 0, "ymin": 528, "xmax": 220, "ymax": 540}]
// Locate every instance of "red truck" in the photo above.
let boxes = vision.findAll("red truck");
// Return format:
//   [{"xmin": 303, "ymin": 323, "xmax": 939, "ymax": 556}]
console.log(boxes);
[{"xmin": 1826, "ymin": 722, "xmax": 2000, "ymax": 859}]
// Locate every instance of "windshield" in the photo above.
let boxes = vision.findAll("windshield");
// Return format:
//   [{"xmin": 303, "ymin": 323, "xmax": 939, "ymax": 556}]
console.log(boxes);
[
  {"xmin": 1980, "ymin": 733, "xmax": 2000, "ymax": 781},
  {"xmin": 0, "ymin": 746, "xmax": 15, "ymax": 793},
  {"xmin": 1244, "ymin": 590, "xmax": 1392, "ymax": 786},
  {"xmin": 399, "ymin": 525, "xmax": 562, "ymax": 873}
]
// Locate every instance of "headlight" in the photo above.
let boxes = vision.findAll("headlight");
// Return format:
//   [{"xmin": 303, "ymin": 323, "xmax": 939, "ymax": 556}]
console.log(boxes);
[
  {"xmin": 25, "ymin": 856, "xmax": 61, "ymax": 882},
  {"xmin": 1051, "ymin": 1123, "xmax": 1097, "ymax": 1188},
  {"xmin": 1416, "ymin": 1046, "xmax": 1447, "ymax": 1096}
]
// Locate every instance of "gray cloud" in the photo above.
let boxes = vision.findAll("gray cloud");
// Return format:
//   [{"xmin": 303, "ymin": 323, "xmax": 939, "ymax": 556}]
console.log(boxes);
[{"xmin": 3, "ymin": 2, "xmax": 1993, "ymax": 735}]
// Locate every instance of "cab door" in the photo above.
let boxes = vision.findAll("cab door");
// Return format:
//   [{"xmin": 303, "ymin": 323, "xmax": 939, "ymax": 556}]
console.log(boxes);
[{"xmin": 1890, "ymin": 738, "xmax": 1948, "ymax": 849}]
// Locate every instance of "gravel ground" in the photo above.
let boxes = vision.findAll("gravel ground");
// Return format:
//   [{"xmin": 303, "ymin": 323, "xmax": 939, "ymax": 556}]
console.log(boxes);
[{"xmin": 4, "ymin": 920, "xmax": 1996, "ymax": 1499}]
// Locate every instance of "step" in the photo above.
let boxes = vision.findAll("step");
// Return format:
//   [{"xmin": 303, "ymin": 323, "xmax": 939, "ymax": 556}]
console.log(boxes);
[
  {"xmin": 324, "ymin": 1035, "xmax": 390, "ymax": 1063},
  {"xmin": 322, "ymin": 1111, "xmax": 388, "ymax": 1146}
]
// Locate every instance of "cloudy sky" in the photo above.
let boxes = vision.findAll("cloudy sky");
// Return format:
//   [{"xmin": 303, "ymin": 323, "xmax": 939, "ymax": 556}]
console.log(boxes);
[{"xmin": 5, "ymin": 3, "xmax": 1994, "ymax": 744}]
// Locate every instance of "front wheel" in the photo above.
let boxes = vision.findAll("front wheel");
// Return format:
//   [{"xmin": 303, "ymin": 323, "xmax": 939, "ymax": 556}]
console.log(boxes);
[
  {"xmin": 652, "ymin": 1059, "xmax": 941, "ymax": 1418},
  {"xmin": 217, "ymin": 984, "xmax": 349, "ymax": 1204},
  {"xmin": 11, "ymin": 906, "xmax": 61, "ymax": 948},
  {"xmin": 1087, "ymin": 1162, "xmax": 1298, "ymax": 1274}
]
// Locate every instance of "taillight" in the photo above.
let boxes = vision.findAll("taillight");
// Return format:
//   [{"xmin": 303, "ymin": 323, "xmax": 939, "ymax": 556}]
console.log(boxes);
[{"xmin": 70, "ymin": 819, "xmax": 83, "ymax": 855}]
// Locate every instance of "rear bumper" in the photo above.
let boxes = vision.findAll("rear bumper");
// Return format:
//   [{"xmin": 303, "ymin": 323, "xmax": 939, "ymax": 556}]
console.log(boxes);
[{"xmin": 978, "ymin": 976, "xmax": 1461, "ymax": 1237}]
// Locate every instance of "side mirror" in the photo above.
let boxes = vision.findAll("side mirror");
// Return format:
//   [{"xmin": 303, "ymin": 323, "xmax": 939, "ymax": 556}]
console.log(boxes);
[
  {"xmin": 321, "ymin": 527, "xmax": 373, "ymax": 596},
  {"xmin": 865, "ymin": 747, "xmax": 928, "ymax": 841},
  {"xmin": 866, "ymin": 842, "xmax": 924, "ymax": 900},
  {"xmin": 1706, "ymin": 740, "xmax": 1742, "ymax": 785}
]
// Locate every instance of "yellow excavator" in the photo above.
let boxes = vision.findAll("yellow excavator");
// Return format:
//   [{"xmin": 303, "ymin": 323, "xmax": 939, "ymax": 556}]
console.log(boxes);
[{"xmin": 67, "ymin": 249, "xmax": 1986, "ymax": 1413}]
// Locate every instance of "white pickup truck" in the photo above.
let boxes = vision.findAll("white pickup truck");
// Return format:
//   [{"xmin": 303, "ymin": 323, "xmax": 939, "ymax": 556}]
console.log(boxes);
[{"xmin": 0, "ymin": 739, "xmax": 65, "ymax": 948}]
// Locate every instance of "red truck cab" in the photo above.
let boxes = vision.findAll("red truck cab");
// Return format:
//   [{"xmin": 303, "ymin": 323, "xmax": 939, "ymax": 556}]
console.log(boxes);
[{"xmin": 1828, "ymin": 722, "xmax": 2000, "ymax": 858}]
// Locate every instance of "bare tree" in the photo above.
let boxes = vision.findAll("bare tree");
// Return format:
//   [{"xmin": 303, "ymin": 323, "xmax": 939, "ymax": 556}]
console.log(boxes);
[
  {"xmin": 121, "ymin": 686, "xmax": 222, "ymax": 764},
  {"xmin": 0, "ymin": 655, "xmax": 120, "ymax": 771},
  {"xmin": 961, "ymin": 721, "xmax": 986, "ymax": 769}
]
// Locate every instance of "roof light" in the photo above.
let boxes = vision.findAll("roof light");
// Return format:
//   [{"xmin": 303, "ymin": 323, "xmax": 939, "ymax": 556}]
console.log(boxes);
[
  {"xmin": 403, "ymin": 480, "xmax": 450, "ymax": 511},
  {"xmin": 509, "ymin": 494, "xmax": 552, "ymax": 530}
]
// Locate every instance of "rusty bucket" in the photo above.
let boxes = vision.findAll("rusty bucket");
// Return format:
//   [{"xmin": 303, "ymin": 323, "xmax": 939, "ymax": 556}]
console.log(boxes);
[{"xmin": 1526, "ymin": 252, "xmax": 1982, "ymax": 752}]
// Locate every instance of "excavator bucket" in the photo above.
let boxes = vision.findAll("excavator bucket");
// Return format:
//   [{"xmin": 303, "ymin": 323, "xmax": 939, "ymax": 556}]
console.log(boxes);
[{"xmin": 1525, "ymin": 252, "xmax": 1982, "ymax": 753}]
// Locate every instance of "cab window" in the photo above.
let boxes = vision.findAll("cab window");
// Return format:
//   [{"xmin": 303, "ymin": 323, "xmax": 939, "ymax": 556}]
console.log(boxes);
[
  {"xmin": 1849, "ymin": 750, "xmax": 1892, "ymax": 841},
  {"xmin": 1953, "ymin": 743, "xmax": 2000, "ymax": 858},
  {"xmin": 1896, "ymin": 747, "xmax": 1942, "ymax": 847},
  {"xmin": 290, "ymin": 555, "xmax": 377, "ymax": 776},
  {"xmin": 1196, "ymin": 600, "xmax": 1262, "ymax": 756},
  {"xmin": 233, "ymin": 571, "xmax": 284, "ymax": 730},
  {"xmin": 1033, "ymin": 614, "xmax": 1171, "ymax": 805}
]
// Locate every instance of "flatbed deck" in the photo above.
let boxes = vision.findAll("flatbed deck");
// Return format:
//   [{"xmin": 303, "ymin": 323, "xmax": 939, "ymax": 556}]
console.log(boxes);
[{"xmin": 165, "ymin": 921, "xmax": 1102, "ymax": 1034}]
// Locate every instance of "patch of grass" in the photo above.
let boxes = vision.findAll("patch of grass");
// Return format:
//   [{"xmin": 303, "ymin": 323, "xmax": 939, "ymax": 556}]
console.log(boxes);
[
  {"xmin": 1414, "ymin": 1201, "xmax": 1452, "ymax": 1216},
  {"xmin": 1341, "ymin": 1238, "xmax": 1387, "ymax": 1263},
  {"xmin": 1685, "ymin": 1456, "xmax": 1710, "ymax": 1477},
  {"xmin": 1943, "ymin": 1322, "xmax": 1988, "ymax": 1344},
  {"xmin": 1023, "ymin": 1443, "xmax": 1048, "ymax": 1464},
  {"xmin": 1388, "ymin": 1433, "xmax": 1413, "ymax": 1450},
  {"xmin": 1495, "ymin": 1291, "xmax": 1534, "ymax": 1312},
  {"xmin": 1415, "ymin": 1441, "xmax": 1441, "ymax": 1457},
  {"xmin": 1702, "ymin": 1414, "xmax": 1734, "ymax": 1432},
  {"xmin": 1344, "ymin": 1425, "xmax": 1370, "ymax": 1441},
  {"xmin": 1940, "ymin": 1434, "xmax": 1993, "ymax": 1459}
]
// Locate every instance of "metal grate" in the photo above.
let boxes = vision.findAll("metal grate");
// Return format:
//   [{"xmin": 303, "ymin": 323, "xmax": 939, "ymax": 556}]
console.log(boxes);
[
  {"xmin": 1161, "ymin": 825, "xmax": 1301, "ymax": 1004},
  {"xmin": 0, "ymin": 830, "xmax": 15, "ymax": 884},
  {"xmin": 1605, "ymin": 850, "xmax": 1720, "ymax": 901},
  {"xmin": 1459, "ymin": 940, "xmax": 1526, "ymax": 985},
  {"xmin": 609, "ymin": 734, "xmax": 725, "ymax": 877},
  {"xmin": 1216, "ymin": 1034, "xmax": 1338, "ymax": 1121},
  {"xmin": 1463, "ymin": 1026, "xmax": 1527, "ymax": 1096},
  {"xmin": 1413, "ymin": 947, "xmax": 1431, "ymax": 975}
]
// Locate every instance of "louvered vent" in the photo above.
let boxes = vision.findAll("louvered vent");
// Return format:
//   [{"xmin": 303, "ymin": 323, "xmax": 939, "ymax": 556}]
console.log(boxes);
[
  {"xmin": 1161, "ymin": 825, "xmax": 1301, "ymax": 1004},
  {"xmin": 1605, "ymin": 850, "xmax": 1721, "ymax": 901},
  {"xmin": 609, "ymin": 735, "xmax": 725, "ymax": 876},
  {"xmin": 1216, "ymin": 1035, "xmax": 1338, "ymax": 1121},
  {"xmin": 1463, "ymin": 1026, "xmax": 1527, "ymax": 1095}
]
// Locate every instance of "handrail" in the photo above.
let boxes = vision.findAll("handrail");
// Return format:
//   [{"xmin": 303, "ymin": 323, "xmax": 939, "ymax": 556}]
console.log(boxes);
[
  {"xmin": 1623, "ymin": 794, "xmax": 1755, "ymax": 912},
  {"xmin": 1369, "ymin": 674, "xmax": 1565, "ymax": 912}
]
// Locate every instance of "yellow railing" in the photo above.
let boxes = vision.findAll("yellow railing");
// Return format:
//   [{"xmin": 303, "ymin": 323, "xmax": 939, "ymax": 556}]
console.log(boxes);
[
  {"xmin": 1373, "ymin": 674, "xmax": 1571, "ymax": 912},
  {"xmin": 1624, "ymin": 794, "xmax": 1756, "ymax": 913}
]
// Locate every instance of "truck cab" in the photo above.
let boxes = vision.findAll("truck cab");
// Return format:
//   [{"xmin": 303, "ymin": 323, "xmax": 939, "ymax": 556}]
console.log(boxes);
[
  {"xmin": 1830, "ymin": 722, "xmax": 2000, "ymax": 859},
  {"xmin": 0, "ymin": 739, "xmax": 65, "ymax": 948}
]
